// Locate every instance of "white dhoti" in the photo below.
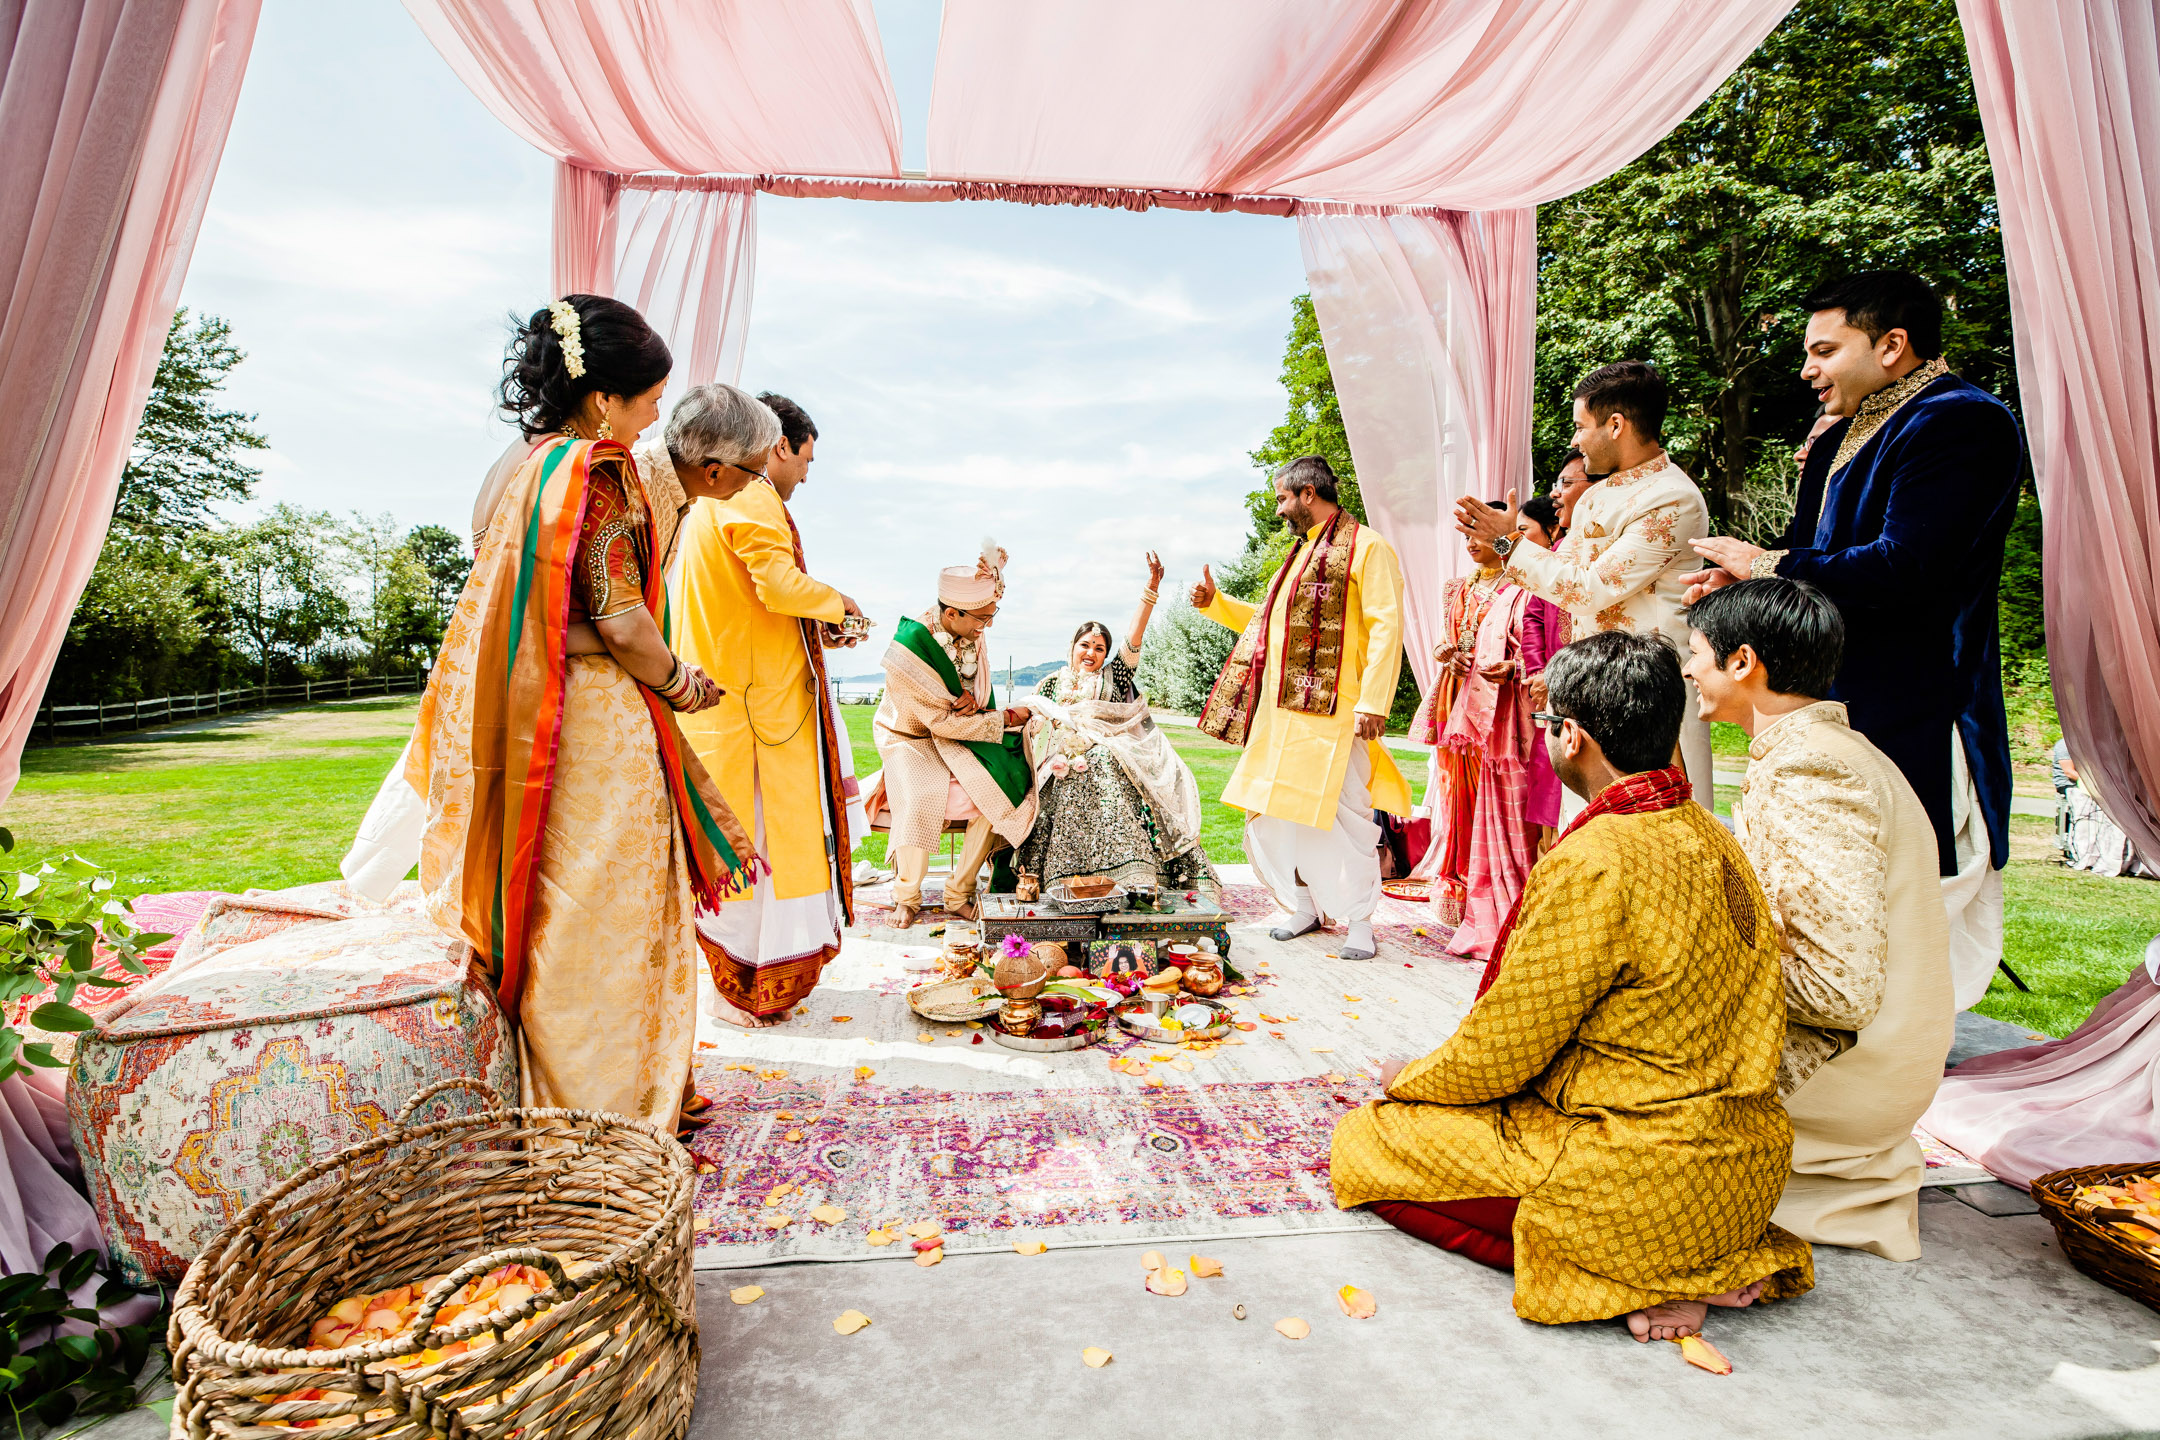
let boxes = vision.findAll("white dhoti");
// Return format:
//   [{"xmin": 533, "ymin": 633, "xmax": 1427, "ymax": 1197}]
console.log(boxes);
[
  {"xmin": 1943, "ymin": 729, "xmax": 2006, "ymax": 1010},
  {"xmin": 341, "ymin": 741, "xmax": 425, "ymax": 903},
  {"xmin": 1245, "ymin": 742, "xmax": 1383, "ymax": 925},
  {"xmin": 694, "ymin": 782, "xmax": 842, "ymax": 1022}
]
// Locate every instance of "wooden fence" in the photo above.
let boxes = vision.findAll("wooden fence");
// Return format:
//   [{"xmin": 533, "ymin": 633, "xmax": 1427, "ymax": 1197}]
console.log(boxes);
[{"xmin": 31, "ymin": 673, "xmax": 425, "ymax": 743}]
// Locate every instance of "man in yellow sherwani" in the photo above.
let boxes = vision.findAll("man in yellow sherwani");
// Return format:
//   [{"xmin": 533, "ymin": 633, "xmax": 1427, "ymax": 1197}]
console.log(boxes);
[
  {"xmin": 1332, "ymin": 632, "xmax": 1814, "ymax": 1342},
  {"xmin": 668, "ymin": 386, "xmax": 864, "ymax": 1028},
  {"xmin": 1190, "ymin": 456, "xmax": 1408, "ymax": 961},
  {"xmin": 1683, "ymin": 577, "xmax": 1953, "ymax": 1261}
]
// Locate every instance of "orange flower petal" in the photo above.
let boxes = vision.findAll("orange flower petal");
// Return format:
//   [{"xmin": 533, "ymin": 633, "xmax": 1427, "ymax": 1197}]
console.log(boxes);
[
  {"xmin": 1274, "ymin": 1317, "xmax": 1311, "ymax": 1339},
  {"xmin": 1189, "ymin": 1255, "xmax": 1223, "ymax": 1278},
  {"xmin": 1081, "ymin": 1347, "xmax": 1113, "ymax": 1368},
  {"xmin": 1337, "ymin": 1285, "xmax": 1376, "ymax": 1319},
  {"xmin": 1676, "ymin": 1334, "xmax": 1733, "ymax": 1374},
  {"xmin": 832, "ymin": 1309, "xmax": 872, "ymax": 1335},
  {"xmin": 914, "ymin": 1247, "xmax": 944, "ymax": 1267},
  {"xmin": 729, "ymin": 1285, "xmax": 764, "ymax": 1305},
  {"xmin": 1143, "ymin": 1267, "xmax": 1188, "ymax": 1297}
]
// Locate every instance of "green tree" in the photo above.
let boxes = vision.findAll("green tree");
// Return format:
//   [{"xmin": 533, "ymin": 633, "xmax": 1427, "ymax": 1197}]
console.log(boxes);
[
  {"xmin": 1532, "ymin": 0, "xmax": 2012, "ymax": 521},
  {"xmin": 1245, "ymin": 295, "xmax": 1365, "ymax": 542},
  {"xmin": 1998, "ymin": 484, "xmax": 2045, "ymax": 662},
  {"xmin": 111, "ymin": 309, "xmax": 266, "ymax": 536},
  {"xmin": 406, "ymin": 523, "xmax": 472, "ymax": 632},
  {"xmin": 214, "ymin": 506, "xmax": 352, "ymax": 685}
]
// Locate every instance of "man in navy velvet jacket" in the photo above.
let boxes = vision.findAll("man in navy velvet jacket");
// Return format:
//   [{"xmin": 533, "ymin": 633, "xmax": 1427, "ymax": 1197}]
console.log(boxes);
[{"xmin": 1685, "ymin": 271, "xmax": 2022, "ymax": 1011}]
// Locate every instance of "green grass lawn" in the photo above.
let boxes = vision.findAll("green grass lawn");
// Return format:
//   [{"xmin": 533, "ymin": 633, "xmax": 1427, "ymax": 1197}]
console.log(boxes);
[{"xmin": 7, "ymin": 699, "xmax": 2151, "ymax": 1038}]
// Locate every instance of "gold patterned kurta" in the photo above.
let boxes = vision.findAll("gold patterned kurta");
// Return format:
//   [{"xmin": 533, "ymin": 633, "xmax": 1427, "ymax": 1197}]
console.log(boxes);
[
  {"xmin": 1737, "ymin": 701, "xmax": 1954, "ymax": 1260},
  {"xmin": 1331, "ymin": 802, "xmax": 1814, "ymax": 1323}
]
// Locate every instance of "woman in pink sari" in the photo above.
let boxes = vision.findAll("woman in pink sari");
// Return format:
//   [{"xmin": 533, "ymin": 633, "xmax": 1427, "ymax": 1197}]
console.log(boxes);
[{"xmin": 1420, "ymin": 503, "xmax": 1569, "ymax": 958}]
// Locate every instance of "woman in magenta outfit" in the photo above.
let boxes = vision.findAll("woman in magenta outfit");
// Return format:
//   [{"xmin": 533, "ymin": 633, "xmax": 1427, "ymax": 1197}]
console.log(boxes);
[
  {"xmin": 1427, "ymin": 500, "xmax": 1570, "ymax": 961},
  {"xmin": 1515, "ymin": 495, "xmax": 1571, "ymax": 847}
]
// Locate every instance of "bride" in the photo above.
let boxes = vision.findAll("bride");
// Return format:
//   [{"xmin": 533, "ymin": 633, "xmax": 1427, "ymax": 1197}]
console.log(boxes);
[{"xmin": 1015, "ymin": 553, "xmax": 1216, "ymax": 895}]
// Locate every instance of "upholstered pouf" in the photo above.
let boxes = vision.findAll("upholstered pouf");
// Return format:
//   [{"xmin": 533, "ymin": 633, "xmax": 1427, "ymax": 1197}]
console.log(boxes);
[{"xmin": 67, "ymin": 899, "xmax": 515, "ymax": 1285}]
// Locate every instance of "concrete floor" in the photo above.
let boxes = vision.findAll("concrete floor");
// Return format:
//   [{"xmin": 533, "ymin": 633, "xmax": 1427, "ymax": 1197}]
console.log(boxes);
[{"xmin": 686, "ymin": 1194, "xmax": 2160, "ymax": 1440}]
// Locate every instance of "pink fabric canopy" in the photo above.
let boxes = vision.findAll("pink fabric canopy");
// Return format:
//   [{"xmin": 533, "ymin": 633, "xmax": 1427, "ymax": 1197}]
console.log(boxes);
[
  {"xmin": 0, "ymin": 0, "xmax": 262, "ymax": 808},
  {"xmin": 1299, "ymin": 210, "xmax": 1535, "ymax": 695},
  {"xmin": 1959, "ymin": 0, "xmax": 2160, "ymax": 863},
  {"xmin": 926, "ymin": 0, "xmax": 1794, "ymax": 207}
]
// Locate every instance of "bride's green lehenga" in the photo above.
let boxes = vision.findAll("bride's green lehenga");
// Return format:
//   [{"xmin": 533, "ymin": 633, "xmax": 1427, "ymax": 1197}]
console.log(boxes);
[{"xmin": 1014, "ymin": 644, "xmax": 1218, "ymax": 895}]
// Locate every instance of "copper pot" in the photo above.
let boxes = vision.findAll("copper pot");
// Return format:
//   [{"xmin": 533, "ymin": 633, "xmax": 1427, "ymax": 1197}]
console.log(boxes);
[{"xmin": 1181, "ymin": 959, "xmax": 1225, "ymax": 997}]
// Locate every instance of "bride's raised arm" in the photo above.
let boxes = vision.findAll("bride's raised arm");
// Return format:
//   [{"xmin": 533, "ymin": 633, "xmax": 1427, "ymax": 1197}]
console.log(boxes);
[{"xmin": 1126, "ymin": 551, "xmax": 1165, "ymax": 658}]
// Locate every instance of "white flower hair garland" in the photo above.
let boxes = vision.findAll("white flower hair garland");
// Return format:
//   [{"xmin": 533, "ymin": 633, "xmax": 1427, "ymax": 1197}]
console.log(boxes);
[{"xmin": 547, "ymin": 299, "xmax": 586, "ymax": 378}]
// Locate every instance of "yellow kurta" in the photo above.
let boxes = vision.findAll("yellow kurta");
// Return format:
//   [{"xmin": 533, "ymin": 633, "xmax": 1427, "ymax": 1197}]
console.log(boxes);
[
  {"xmin": 1200, "ymin": 521, "xmax": 1410, "ymax": 828},
  {"xmin": 1331, "ymin": 802, "xmax": 1815, "ymax": 1323},
  {"xmin": 672, "ymin": 482, "xmax": 846, "ymax": 900}
]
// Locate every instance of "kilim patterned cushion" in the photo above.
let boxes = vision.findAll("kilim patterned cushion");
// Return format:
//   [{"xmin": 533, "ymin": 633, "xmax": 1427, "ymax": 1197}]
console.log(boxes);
[{"xmin": 67, "ymin": 902, "xmax": 516, "ymax": 1286}]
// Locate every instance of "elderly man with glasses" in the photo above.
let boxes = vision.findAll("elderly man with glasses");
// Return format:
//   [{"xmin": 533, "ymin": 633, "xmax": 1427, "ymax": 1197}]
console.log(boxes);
[
  {"xmin": 1332, "ymin": 630, "xmax": 1813, "ymax": 1347},
  {"xmin": 867, "ymin": 540, "xmax": 1037, "ymax": 928}
]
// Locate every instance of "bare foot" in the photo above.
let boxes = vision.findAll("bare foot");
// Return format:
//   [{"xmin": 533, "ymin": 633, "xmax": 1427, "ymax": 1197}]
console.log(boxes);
[
  {"xmin": 1703, "ymin": 1280, "xmax": 1765, "ymax": 1309},
  {"xmin": 1625, "ymin": 1299, "xmax": 1708, "ymax": 1342},
  {"xmin": 890, "ymin": 901, "xmax": 922, "ymax": 930},
  {"xmin": 945, "ymin": 896, "xmax": 979, "ymax": 921},
  {"xmin": 713, "ymin": 997, "xmax": 782, "ymax": 1029}
]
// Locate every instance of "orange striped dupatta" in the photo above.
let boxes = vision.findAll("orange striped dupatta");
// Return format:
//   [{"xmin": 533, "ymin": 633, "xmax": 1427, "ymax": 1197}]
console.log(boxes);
[{"xmin": 408, "ymin": 436, "xmax": 761, "ymax": 1013}]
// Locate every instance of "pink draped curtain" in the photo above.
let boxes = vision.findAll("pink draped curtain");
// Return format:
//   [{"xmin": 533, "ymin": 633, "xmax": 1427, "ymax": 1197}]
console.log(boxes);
[
  {"xmin": 0, "ymin": 0, "xmax": 263, "ymax": 808},
  {"xmin": 1958, "ymin": 0, "xmax": 2160, "ymax": 862},
  {"xmin": 614, "ymin": 179, "xmax": 756, "ymax": 389},
  {"xmin": 551, "ymin": 161, "xmax": 620, "ymax": 296},
  {"xmin": 927, "ymin": 0, "xmax": 1792, "ymax": 206},
  {"xmin": 1298, "ymin": 210, "xmax": 1535, "ymax": 695}
]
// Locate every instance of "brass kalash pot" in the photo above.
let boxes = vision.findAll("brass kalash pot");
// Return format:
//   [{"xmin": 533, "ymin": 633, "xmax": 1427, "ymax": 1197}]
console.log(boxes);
[{"xmin": 993, "ymin": 942, "xmax": 1056, "ymax": 1035}]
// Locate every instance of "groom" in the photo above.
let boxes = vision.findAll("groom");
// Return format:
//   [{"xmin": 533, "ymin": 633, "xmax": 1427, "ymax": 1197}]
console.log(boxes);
[{"xmin": 1193, "ymin": 457, "xmax": 1409, "ymax": 960}]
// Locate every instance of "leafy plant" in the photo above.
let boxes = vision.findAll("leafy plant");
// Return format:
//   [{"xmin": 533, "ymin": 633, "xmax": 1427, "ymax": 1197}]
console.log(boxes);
[
  {"xmin": 0, "ymin": 1242, "xmax": 163, "ymax": 1431},
  {"xmin": 0, "ymin": 830, "xmax": 168, "ymax": 1086}
]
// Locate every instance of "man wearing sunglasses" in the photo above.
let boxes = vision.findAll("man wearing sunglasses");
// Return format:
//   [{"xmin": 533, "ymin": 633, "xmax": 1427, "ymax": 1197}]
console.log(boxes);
[{"xmin": 1332, "ymin": 631, "xmax": 1811, "ymax": 1345}]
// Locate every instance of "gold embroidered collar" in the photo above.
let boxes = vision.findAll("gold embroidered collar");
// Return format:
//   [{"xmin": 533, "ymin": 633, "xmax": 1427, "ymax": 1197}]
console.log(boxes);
[
  {"xmin": 1746, "ymin": 700, "xmax": 1851, "ymax": 762},
  {"xmin": 1602, "ymin": 452, "xmax": 1671, "ymax": 490},
  {"xmin": 1826, "ymin": 357, "xmax": 1950, "ymax": 478}
]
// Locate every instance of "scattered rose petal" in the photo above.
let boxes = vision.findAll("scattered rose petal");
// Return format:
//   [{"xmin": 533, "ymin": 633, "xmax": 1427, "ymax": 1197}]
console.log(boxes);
[
  {"xmin": 765, "ymin": 1214, "xmax": 791, "ymax": 1229},
  {"xmin": 1189, "ymin": 1255, "xmax": 1223, "ymax": 1278},
  {"xmin": 776, "ymin": 1110, "xmax": 796, "ymax": 1121},
  {"xmin": 770, "ymin": 1183, "xmax": 794, "ymax": 1199},
  {"xmin": 696, "ymin": 1216, "xmax": 716, "ymax": 1232},
  {"xmin": 832, "ymin": 1310, "xmax": 872, "ymax": 1335},
  {"xmin": 1172, "ymin": 1059, "xmax": 1194, "ymax": 1072},
  {"xmin": 914, "ymin": 1247, "xmax": 943, "ymax": 1267},
  {"xmin": 1676, "ymin": 1334, "xmax": 1733, "ymax": 1374},
  {"xmin": 865, "ymin": 1229, "xmax": 894, "ymax": 1248},
  {"xmin": 811, "ymin": 1204, "xmax": 846, "ymax": 1224},
  {"xmin": 1081, "ymin": 1346, "xmax": 1113, "ymax": 1368},
  {"xmin": 759, "ymin": 1069, "xmax": 787, "ymax": 1082},
  {"xmin": 1323, "ymin": 1073, "xmax": 1346, "ymax": 1084},
  {"xmin": 906, "ymin": 1222, "xmax": 942, "ymax": 1239},
  {"xmin": 1337, "ymin": 1285, "xmax": 1377, "ymax": 1319},
  {"xmin": 696, "ymin": 1163, "xmax": 716, "ymax": 1175},
  {"xmin": 947, "ymin": 1029, "xmax": 963, "ymax": 1038},
  {"xmin": 1146, "ymin": 1076, "xmax": 1167, "ymax": 1088},
  {"xmin": 1013, "ymin": 1239, "xmax": 1048, "ymax": 1255},
  {"xmin": 1342, "ymin": 994, "xmax": 1362, "ymax": 1001},
  {"xmin": 1141, "ymin": 1250, "xmax": 1166, "ymax": 1272},
  {"xmin": 971, "ymin": 1034, "xmax": 984, "ymax": 1044},
  {"xmin": 698, "ymin": 1041, "xmax": 716, "ymax": 1050},
  {"xmin": 729, "ymin": 1285, "xmax": 764, "ymax": 1305},
  {"xmin": 832, "ymin": 1016, "xmax": 852, "ymax": 1023},
  {"xmin": 1144, "ymin": 1268, "xmax": 1188, "ymax": 1297},
  {"xmin": 1236, "ymin": 1022, "xmax": 1257, "ymax": 1031},
  {"xmin": 855, "ymin": 1066, "xmax": 875, "ymax": 1080},
  {"xmin": 1309, "ymin": 1047, "xmax": 1334, "ymax": 1054},
  {"xmin": 911, "ymin": 1236, "xmax": 944, "ymax": 1253},
  {"xmin": 785, "ymin": 1129, "xmax": 804, "ymax": 1143},
  {"xmin": 917, "ymin": 1033, "xmax": 935, "ymax": 1044},
  {"xmin": 1274, "ymin": 1317, "xmax": 1310, "ymax": 1340}
]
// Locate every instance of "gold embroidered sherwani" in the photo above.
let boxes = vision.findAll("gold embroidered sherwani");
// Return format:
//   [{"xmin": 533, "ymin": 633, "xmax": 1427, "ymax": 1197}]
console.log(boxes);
[
  {"xmin": 1331, "ymin": 803, "xmax": 1814, "ymax": 1323},
  {"xmin": 1502, "ymin": 454, "xmax": 1707, "ymax": 651},
  {"xmin": 1737, "ymin": 701, "xmax": 1954, "ymax": 1260}
]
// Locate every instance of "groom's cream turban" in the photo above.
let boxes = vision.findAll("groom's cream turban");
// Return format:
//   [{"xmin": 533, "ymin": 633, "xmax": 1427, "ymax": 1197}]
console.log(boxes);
[{"xmin": 938, "ymin": 537, "xmax": 1008, "ymax": 609}]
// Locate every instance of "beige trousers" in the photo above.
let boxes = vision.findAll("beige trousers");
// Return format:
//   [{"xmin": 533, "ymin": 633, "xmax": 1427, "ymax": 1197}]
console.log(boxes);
[{"xmin": 891, "ymin": 816, "xmax": 1004, "ymax": 907}]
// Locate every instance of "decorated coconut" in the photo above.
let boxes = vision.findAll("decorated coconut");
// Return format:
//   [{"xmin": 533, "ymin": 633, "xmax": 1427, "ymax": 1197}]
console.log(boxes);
[{"xmin": 991, "ymin": 933, "xmax": 1051, "ymax": 998}]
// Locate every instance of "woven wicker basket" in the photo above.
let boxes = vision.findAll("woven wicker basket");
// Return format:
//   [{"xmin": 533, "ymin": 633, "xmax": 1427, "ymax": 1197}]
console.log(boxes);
[
  {"xmin": 2031, "ymin": 1163, "xmax": 2160, "ymax": 1315},
  {"xmin": 167, "ymin": 1079, "xmax": 698, "ymax": 1438}
]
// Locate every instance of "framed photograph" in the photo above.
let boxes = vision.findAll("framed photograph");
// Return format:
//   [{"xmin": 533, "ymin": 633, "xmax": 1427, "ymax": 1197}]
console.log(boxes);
[{"xmin": 1086, "ymin": 939, "xmax": 1157, "ymax": 979}]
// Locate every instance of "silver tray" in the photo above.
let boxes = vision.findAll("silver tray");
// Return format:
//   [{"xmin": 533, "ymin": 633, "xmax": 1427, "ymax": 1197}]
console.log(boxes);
[
  {"xmin": 1045, "ymin": 881, "xmax": 1127, "ymax": 915},
  {"xmin": 1115, "ymin": 995, "xmax": 1232, "ymax": 1044},
  {"xmin": 989, "ymin": 1025, "xmax": 1102, "ymax": 1052}
]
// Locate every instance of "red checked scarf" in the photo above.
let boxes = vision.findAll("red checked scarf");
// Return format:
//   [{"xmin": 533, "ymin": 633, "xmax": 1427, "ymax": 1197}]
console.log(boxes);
[
  {"xmin": 1198, "ymin": 509, "xmax": 1360, "ymax": 745},
  {"xmin": 1474, "ymin": 764, "xmax": 1692, "ymax": 998}
]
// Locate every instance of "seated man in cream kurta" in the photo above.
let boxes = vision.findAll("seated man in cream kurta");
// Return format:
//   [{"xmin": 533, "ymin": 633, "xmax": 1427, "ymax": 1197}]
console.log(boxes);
[
  {"xmin": 869, "ymin": 541, "xmax": 1039, "ymax": 929},
  {"xmin": 1191, "ymin": 456, "xmax": 1409, "ymax": 961},
  {"xmin": 1682, "ymin": 577, "xmax": 1954, "ymax": 1260},
  {"xmin": 1454, "ymin": 361, "xmax": 1715, "ymax": 812}
]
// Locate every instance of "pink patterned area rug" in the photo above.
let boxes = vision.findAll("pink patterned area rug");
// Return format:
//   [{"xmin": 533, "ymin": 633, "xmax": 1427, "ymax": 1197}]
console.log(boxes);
[{"xmin": 686, "ymin": 874, "xmax": 1485, "ymax": 1269}]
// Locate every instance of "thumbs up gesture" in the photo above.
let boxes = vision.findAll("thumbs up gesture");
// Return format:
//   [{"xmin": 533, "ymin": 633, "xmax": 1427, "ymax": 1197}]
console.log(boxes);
[{"xmin": 1189, "ymin": 564, "xmax": 1218, "ymax": 610}]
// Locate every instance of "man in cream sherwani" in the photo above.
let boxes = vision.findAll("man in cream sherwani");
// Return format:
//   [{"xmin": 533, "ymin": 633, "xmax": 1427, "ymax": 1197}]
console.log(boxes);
[{"xmin": 1192, "ymin": 457, "xmax": 1409, "ymax": 961}]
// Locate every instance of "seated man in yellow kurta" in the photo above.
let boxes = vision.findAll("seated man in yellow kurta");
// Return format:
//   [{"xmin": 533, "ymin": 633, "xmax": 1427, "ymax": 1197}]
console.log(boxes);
[
  {"xmin": 664, "ymin": 386, "xmax": 865, "ymax": 1028},
  {"xmin": 1332, "ymin": 631, "xmax": 1815, "ymax": 1342},
  {"xmin": 1190, "ymin": 456, "xmax": 1410, "ymax": 960}
]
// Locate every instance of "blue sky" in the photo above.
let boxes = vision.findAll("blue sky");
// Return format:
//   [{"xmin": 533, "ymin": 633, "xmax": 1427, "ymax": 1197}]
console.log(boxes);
[{"xmin": 176, "ymin": 0, "xmax": 1311, "ymax": 669}]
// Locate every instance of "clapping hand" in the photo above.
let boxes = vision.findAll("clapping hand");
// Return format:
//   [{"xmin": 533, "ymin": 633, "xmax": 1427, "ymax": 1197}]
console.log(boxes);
[
  {"xmin": 1189, "ymin": 564, "xmax": 1218, "ymax": 610},
  {"xmin": 1453, "ymin": 488, "xmax": 1521, "ymax": 542}
]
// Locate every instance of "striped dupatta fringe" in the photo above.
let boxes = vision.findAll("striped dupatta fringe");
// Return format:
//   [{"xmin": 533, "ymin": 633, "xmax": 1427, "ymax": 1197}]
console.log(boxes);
[{"xmin": 409, "ymin": 436, "xmax": 761, "ymax": 1012}]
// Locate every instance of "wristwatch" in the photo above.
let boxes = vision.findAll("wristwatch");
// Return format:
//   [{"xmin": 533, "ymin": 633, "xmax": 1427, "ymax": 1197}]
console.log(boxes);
[{"xmin": 1491, "ymin": 534, "xmax": 1517, "ymax": 560}]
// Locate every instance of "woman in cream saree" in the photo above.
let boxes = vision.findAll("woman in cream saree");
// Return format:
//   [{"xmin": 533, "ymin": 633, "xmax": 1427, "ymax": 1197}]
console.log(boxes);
[{"xmin": 408, "ymin": 296, "xmax": 759, "ymax": 1133}]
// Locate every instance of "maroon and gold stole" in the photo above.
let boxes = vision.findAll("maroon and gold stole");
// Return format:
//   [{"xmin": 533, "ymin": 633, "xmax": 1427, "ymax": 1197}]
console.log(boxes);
[
  {"xmin": 755, "ymin": 477, "xmax": 855, "ymax": 928},
  {"xmin": 1473, "ymin": 764, "xmax": 1692, "ymax": 999},
  {"xmin": 1198, "ymin": 510, "xmax": 1361, "ymax": 746},
  {"xmin": 409, "ymin": 437, "xmax": 762, "ymax": 1013}
]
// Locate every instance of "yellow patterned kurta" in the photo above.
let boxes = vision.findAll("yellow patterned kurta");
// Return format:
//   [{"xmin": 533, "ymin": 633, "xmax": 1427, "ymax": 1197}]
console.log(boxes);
[
  {"xmin": 1200, "ymin": 521, "xmax": 1410, "ymax": 829},
  {"xmin": 1331, "ymin": 802, "xmax": 1815, "ymax": 1323}
]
